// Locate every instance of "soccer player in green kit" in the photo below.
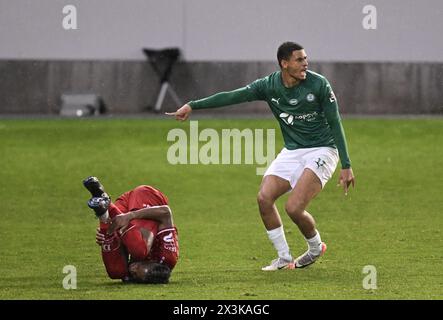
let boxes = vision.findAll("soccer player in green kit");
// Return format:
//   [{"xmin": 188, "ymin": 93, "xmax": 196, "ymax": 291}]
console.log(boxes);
[{"xmin": 166, "ymin": 42, "xmax": 355, "ymax": 270}]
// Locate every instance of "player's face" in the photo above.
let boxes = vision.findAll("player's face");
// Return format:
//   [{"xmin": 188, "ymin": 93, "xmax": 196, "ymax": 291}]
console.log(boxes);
[
  {"xmin": 282, "ymin": 49, "xmax": 308, "ymax": 80},
  {"xmin": 128, "ymin": 261, "xmax": 171, "ymax": 283},
  {"xmin": 129, "ymin": 261, "xmax": 150, "ymax": 280}
]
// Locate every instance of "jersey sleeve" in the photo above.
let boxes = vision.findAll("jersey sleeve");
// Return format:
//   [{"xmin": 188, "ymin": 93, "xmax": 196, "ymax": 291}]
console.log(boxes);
[
  {"xmin": 245, "ymin": 77, "xmax": 268, "ymax": 101},
  {"xmin": 320, "ymin": 79, "xmax": 352, "ymax": 169},
  {"xmin": 189, "ymin": 77, "xmax": 266, "ymax": 110}
]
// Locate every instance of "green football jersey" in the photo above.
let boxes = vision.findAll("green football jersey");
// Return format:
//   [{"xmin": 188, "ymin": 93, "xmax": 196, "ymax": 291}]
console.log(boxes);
[{"xmin": 189, "ymin": 70, "xmax": 351, "ymax": 169}]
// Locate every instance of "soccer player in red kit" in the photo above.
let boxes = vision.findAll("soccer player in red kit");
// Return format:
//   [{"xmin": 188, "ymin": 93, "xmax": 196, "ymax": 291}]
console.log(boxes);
[{"xmin": 83, "ymin": 176, "xmax": 179, "ymax": 284}]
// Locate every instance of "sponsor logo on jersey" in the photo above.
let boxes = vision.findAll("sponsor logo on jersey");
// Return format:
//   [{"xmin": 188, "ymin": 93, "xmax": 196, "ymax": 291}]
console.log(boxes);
[
  {"xmin": 163, "ymin": 232, "xmax": 174, "ymax": 243},
  {"xmin": 164, "ymin": 245, "xmax": 177, "ymax": 252},
  {"xmin": 289, "ymin": 98, "xmax": 298, "ymax": 105},
  {"xmin": 279, "ymin": 113, "xmax": 294, "ymax": 125},
  {"xmin": 329, "ymin": 91, "xmax": 336, "ymax": 103},
  {"xmin": 306, "ymin": 93, "xmax": 315, "ymax": 102},
  {"xmin": 279, "ymin": 112, "xmax": 318, "ymax": 125},
  {"xmin": 162, "ymin": 232, "xmax": 177, "ymax": 251}
]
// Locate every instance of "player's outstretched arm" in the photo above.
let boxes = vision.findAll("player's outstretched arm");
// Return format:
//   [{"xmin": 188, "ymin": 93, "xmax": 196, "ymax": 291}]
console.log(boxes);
[
  {"xmin": 107, "ymin": 205, "xmax": 173, "ymax": 234},
  {"xmin": 166, "ymin": 86, "xmax": 258, "ymax": 121}
]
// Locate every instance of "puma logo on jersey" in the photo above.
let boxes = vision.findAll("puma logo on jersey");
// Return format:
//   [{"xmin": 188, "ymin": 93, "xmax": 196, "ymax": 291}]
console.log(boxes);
[{"xmin": 271, "ymin": 98, "xmax": 280, "ymax": 105}]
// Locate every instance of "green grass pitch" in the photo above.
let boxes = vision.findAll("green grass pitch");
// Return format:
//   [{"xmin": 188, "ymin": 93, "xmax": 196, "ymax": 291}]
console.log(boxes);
[{"xmin": 0, "ymin": 117, "xmax": 442, "ymax": 299}]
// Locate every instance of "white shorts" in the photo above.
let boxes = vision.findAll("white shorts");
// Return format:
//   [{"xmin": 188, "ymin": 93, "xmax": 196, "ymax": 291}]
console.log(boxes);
[{"xmin": 264, "ymin": 147, "xmax": 339, "ymax": 189}]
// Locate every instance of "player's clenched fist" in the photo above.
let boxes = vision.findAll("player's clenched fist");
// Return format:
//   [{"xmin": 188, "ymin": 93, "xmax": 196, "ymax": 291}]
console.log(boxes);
[{"xmin": 165, "ymin": 104, "xmax": 192, "ymax": 121}]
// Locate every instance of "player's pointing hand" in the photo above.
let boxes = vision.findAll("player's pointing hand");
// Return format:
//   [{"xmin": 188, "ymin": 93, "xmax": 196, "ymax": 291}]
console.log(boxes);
[{"xmin": 165, "ymin": 104, "xmax": 192, "ymax": 121}]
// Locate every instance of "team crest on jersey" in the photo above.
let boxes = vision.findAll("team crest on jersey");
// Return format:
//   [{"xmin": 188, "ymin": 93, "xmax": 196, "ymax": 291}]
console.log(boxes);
[
  {"xmin": 306, "ymin": 93, "xmax": 315, "ymax": 102},
  {"xmin": 289, "ymin": 98, "xmax": 298, "ymax": 105}
]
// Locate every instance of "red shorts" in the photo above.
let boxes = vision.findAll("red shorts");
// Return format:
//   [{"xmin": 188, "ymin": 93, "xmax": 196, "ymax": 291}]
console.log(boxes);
[
  {"xmin": 114, "ymin": 185, "xmax": 169, "ymax": 213},
  {"xmin": 147, "ymin": 227, "xmax": 179, "ymax": 270}
]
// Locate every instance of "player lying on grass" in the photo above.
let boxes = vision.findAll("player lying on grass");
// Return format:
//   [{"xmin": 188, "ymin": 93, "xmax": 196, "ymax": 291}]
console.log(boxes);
[
  {"xmin": 83, "ymin": 176, "xmax": 179, "ymax": 283},
  {"xmin": 167, "ymin": 42, "xmax": 355, "ymax": 270}
]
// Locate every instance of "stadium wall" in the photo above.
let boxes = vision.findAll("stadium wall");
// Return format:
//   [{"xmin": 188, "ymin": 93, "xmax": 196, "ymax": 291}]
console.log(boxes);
[
  {"xmin": 1, "ymin": 0, "xmax": 442, "ymax": 115},
  {"xmin": 1, "ymin": 0, "xmax": 443, "ymax": 63},
  {"xmin": 1, "ymin": 60, "xmax": 442, "ymax": 115}
]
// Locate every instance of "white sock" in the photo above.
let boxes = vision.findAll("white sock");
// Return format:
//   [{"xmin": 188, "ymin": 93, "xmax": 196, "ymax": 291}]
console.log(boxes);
[
  {"xmin": 99, "ymin": 210, "xmax": 109, "ymax": 223},
  {"xmin": 266, "ymin": 226, "xmax": 292, "ymax": 261},
  {"xmin": 306, "ymin": 230, "xmax": 322, "ymax": 255}
]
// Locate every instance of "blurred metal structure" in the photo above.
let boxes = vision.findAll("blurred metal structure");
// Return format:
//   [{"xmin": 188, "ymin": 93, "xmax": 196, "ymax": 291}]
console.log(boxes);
[{"xmin": 143, "ymin": 48, "xmax": 182, "ymax": 112}]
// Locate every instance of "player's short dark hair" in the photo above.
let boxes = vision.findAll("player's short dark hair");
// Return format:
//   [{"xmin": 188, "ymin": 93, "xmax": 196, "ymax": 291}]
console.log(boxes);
[
  {"xmin": 139, "ymin": 263, "xmax": 171, "ymax": 284},
  {"xmin": 277, "ymin": 42, "xmax": 304, "ymax": 68}
]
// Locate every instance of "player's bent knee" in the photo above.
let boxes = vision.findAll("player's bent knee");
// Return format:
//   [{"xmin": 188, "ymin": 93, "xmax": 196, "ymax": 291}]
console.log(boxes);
[
  {"xmin": 257, "ymin": 191, "xmax": 274, "ymax": 208},
  {"xmin": 285, "ymin": 201, "xmax": 304, "ymax": 218}
]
